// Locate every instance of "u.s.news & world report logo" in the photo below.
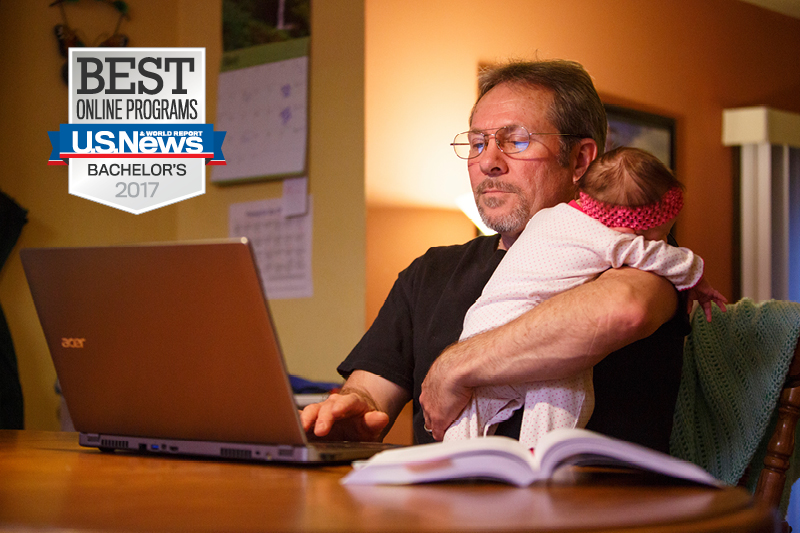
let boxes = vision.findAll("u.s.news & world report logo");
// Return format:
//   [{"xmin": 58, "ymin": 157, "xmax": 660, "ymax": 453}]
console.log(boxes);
[{"xmin": 48, "ymin": 48, "xmax": 226, "ymax": 214}]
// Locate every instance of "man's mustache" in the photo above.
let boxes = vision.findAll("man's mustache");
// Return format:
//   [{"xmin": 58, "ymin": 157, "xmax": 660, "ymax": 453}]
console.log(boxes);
[{"xmin": 476, "ymin": 179, "xmax": 522, "ymax": 195}]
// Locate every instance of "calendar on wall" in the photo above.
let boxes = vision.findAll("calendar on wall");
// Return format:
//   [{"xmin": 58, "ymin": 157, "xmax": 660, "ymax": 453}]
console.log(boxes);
[
  {"xmin": 212, "ymin": 39, "xmax": 308, "ymax": 183},
  {"xmin": 229, "ymin": 194, "xmax": 313, "ymax": 300},
  {"xmin": 214, "ymin": 1, "xmax": 310, "ymax": 183}
]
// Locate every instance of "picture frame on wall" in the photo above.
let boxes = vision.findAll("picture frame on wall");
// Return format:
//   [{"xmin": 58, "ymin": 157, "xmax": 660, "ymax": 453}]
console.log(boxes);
[{"xmin": 604, "ymin": 104, "xmax": 676, "ymax": 171}]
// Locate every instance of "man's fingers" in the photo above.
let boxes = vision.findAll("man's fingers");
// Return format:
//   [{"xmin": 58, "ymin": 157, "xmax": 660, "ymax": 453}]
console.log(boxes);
[
  {"xmin": 312, "ymin": 399, "xmax": 336, "ymax": 436},
  {"xmin": 303, "ymin": 392, "xmax": 378, "ymax": 438},
  {"xmin": 328, "ymin": 392, "xmax": 370, "ymax": 418},
  {"xmin": 420, "ymin": 389, "xmax": 450, "ymax": 441},
  {"xmin": 315, "ymin": 394, "xmax": 354, "ymax": 435},
  {"xmin": 426, "ymin": 411, "xmax": 450, "ymax": 441},
  {"xmin": 299, "ymin": 402, "xmax": 321, "ymax": 432},
  {"xmin": 362, "ymin": 410, "xmax": 390, "ymax": 434}
]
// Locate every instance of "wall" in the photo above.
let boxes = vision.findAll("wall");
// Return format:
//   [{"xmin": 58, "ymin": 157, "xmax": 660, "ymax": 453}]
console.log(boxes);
[
  {"xmin": 0, "ymin": 0, "xmax": 365, "ymax": 429},
  {"xmin": 364, "ymin": 0, "xmax": 800, "ymax": 302},
  {"xmin": 366, "ymin": 207, "xmax": 475, "ymax": 327}
]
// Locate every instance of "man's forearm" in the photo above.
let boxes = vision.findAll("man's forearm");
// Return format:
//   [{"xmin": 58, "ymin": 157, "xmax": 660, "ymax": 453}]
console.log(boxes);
[
  {"xmin": 446, "ymin": 267, "xmax": 679, "ymax": 388},
  {"xmin": 420, "ymin": 267, "xmax": 679, "ymax": 439}
]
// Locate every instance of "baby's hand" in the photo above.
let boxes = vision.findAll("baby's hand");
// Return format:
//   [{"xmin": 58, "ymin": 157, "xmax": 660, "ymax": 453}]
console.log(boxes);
[{"xmin": 686, "ymin": 277, "xmax": 728, "ymax": 322}]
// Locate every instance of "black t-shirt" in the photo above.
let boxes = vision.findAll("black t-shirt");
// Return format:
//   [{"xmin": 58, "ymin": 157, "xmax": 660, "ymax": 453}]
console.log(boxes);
[{"xmin": 338, "ymin": 234, "xmax": 690, "ymax": 452}]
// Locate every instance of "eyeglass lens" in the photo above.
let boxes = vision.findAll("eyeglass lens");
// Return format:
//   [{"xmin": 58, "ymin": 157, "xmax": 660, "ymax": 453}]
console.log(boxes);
[{"xmin": 453, "ymin": 125, "xmax": 531, "ymax": 159}]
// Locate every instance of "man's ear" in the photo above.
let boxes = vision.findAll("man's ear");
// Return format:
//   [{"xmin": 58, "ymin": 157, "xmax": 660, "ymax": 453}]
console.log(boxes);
[{"xmin": 572, "ymin": 139, "xmax": 598, "ymax": 184}]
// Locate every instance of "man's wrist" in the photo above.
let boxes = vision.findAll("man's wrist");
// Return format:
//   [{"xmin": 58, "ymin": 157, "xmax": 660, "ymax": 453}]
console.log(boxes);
[{"xmin": 438, "ymin": 339, "xmax": 483, "ymax": 390}]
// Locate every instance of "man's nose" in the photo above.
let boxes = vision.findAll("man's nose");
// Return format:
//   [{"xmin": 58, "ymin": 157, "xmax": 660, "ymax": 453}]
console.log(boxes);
[{"xmin": 477, "ymin": 139, "xmax": 508, "ymax": 177}]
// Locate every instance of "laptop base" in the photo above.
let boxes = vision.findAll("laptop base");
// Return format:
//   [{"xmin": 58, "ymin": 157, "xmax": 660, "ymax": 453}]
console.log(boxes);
[{"xmin": 80, "ymin": 432, "xmax": 398, "ymax": 463}]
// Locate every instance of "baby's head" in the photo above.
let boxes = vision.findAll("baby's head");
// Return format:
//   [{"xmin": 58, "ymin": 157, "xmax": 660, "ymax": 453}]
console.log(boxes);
[{"xmin": 577, "ymin": 147, "xmax": 684, "ymax": 241}]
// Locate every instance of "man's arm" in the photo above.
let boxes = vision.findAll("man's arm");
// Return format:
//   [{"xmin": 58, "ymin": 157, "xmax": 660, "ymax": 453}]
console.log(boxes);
[
  {"xmin": 419, "ymin": 267, "xmax": 678, "ymax": 440},
  {"xmin": 300, "ymin": 369, "xmax": 411, "ymax": 441}
]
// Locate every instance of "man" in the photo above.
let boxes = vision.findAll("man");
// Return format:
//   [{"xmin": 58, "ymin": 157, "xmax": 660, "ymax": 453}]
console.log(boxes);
[{"xmin": 301, "ymin": 59, "xmax": 688, "ymax": 453}]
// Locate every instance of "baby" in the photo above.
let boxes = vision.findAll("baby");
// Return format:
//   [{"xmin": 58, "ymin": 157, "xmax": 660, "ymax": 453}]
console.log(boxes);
[{"xmin": 444, "ymin": 146, "xmax": 726, "ymax": 449}]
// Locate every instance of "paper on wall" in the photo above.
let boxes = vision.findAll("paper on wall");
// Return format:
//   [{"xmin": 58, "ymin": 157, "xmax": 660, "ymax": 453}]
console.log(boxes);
[
  {"xmin": 229, "ymin": 195, "xmax": 313, "ymax": 299},
  {"xmin": 213, "ymin": 50, "xmax": 308, "ymax": 182}
]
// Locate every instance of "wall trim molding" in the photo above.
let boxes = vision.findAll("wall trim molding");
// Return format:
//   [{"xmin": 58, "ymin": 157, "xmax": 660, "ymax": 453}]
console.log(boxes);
[{"xmin": 723, "ymin": 106, "xmax": 800, "ymax": 148}]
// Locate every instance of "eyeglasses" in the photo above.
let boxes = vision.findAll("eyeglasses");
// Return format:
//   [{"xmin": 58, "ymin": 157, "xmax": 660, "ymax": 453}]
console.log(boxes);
[{"xmin": 451, "ymin": 125, "xmax": 582, "ymax": 160}]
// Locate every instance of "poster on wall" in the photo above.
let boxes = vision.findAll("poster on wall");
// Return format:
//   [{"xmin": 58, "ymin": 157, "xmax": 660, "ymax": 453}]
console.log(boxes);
[
  {"xmin": 213, "ymin": 0, "xmax": 310, "ymax": 184},
  {"xmin": 604, "ymin": 104, "xmax": 678, "ymax": 237}
]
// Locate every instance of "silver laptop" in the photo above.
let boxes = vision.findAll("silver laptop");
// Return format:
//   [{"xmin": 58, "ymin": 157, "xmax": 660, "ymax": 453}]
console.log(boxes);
[{"xmin": 21, "ymin": 239, "xmax": 397, "ymax": 463}]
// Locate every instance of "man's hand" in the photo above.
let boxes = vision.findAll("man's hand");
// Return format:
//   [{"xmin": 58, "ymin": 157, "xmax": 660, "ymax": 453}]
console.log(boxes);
[
  {"xmin": 300, "ymin": 392, "xmax": 389, "ymax": 441},
  {"xmin": 299, "ymin": 370, "xmax": 410, "ymax": 442},
  {"xmin": 419, "ymin": 350, "xmax": 473, "ymax": 441}
]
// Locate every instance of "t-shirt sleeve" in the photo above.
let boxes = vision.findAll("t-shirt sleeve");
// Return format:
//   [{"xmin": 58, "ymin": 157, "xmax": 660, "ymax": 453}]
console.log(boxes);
[{"xmin": 337, "ymin": 264, "xmax": 418, "ymax": 393}]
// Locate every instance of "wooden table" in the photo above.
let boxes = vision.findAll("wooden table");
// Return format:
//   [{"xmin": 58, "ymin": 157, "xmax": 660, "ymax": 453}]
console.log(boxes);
[{"xmin": 0, "ymin": 431, "xmax": 778, "ymax": 532}]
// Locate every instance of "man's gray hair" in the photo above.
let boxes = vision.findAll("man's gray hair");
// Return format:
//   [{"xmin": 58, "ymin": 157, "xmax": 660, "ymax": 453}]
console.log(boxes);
[{"xmin": 471, "ymin": 59, "xmax": 607, "ymax": 166}]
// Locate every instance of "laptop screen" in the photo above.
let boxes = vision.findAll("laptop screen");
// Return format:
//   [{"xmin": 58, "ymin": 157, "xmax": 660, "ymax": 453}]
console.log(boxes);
[{"xmin": 22, "ymin": 239, "xmax": 309, "ymax": 447}]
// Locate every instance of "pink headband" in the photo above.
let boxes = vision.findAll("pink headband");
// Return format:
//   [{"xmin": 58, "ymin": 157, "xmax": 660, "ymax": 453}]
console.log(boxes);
[{"xmin": 579, "ymin": 187, "xmax": 684, "ymax": 230}]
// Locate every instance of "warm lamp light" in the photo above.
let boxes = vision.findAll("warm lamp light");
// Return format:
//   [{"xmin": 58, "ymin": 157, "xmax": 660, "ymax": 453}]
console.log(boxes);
[{"xmin": 456, "ymin": 193, "xmax": 497, "ymax": 236}]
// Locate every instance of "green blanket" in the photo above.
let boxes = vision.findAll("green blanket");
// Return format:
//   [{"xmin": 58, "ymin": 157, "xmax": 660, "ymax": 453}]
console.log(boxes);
[{"xmin": 670, "ymin": 298, "xmax": 800, "ymax": 514}]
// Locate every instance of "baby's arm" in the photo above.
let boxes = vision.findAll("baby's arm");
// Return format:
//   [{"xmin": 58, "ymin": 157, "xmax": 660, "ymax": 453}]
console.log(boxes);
[
  {"xmin": 608, "ymin": 235, "xmax": 727, "ymax": 320},
  {"xmin": 687, "ymin": 276, "xmax": 728, "ymax": 322}
]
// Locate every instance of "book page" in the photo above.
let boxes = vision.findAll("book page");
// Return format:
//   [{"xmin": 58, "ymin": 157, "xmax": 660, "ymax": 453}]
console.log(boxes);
[
  {"xmin": 343, "ymin": 436, "xmax": 538, "ymax": 486},
  {"xmin": 536, "ymin": 429, "xmax": 720, "ymax": 486}
]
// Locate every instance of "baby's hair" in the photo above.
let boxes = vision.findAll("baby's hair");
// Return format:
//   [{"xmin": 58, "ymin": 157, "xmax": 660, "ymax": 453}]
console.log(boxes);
[{"xmin": 577, "ymin": 147, "xmax": 683, "ymax": 207}]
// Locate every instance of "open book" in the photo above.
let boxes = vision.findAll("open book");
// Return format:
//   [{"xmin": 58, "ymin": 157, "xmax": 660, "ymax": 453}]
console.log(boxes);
[{"xmin": 341, "ymin": 428, "xmax": 720, "ymax": 487}]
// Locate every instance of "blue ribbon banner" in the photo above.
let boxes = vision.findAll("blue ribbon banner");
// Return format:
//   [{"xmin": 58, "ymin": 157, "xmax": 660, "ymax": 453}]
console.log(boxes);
[{"xmin": 48, "ymin": 124, "xmax": 226, "ymax": 166}]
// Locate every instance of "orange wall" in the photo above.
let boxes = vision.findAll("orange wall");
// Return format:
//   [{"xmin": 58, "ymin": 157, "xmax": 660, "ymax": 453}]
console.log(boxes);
[
  {"xmin": 366, "ymin": 207, "xmax": 476, "ymax": 327},
  {"xmin": 365, "ymin": 0, "xmax": 800, "ymax": 301}
]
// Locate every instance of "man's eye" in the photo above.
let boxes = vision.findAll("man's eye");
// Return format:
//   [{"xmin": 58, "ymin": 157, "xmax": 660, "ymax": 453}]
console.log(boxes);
[
  {"xmin": 499, "ymin": 138, "xmax": 529, "ymax": 153},
  {"xmin": 511, "ymin": 140, "xmax": 530, "ymax": 151},
  {"xmin": 469, "ymin": 139, "xmax": 485, "ymax": 152}
]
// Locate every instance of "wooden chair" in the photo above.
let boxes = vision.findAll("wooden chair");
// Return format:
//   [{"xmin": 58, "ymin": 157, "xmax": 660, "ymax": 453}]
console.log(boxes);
[{"xmin": 748, "ymin": 339, "xmax": 800, "ymax": 531}]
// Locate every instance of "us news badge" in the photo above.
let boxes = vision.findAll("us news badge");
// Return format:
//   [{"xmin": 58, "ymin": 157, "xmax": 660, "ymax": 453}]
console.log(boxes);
[{"xmin": 48, "ymin": 48, "xmax": 226, "ymax": 214}]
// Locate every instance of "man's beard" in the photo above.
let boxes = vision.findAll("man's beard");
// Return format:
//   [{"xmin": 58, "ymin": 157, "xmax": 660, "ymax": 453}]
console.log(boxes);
[{"xmin": 475, "ymin": 179, "xmax": 532, "ymax": 234}]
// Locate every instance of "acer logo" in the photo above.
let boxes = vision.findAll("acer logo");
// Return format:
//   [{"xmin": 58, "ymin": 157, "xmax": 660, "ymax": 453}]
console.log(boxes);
[{"xmin": 62, "ymin": 338, "xmax": 86, "ymax": 348}]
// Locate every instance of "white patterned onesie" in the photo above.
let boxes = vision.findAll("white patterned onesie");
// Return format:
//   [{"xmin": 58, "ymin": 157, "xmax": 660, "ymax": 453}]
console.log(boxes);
[{"xmin": 444, "ymin": 201, "xmax": 704, "ymax": 449}]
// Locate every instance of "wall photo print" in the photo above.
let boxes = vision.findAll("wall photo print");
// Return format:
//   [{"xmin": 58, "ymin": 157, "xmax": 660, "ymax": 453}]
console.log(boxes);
[{"xmin": 604, "ymin": 104, "xmax": 675, "ymax": 171}]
